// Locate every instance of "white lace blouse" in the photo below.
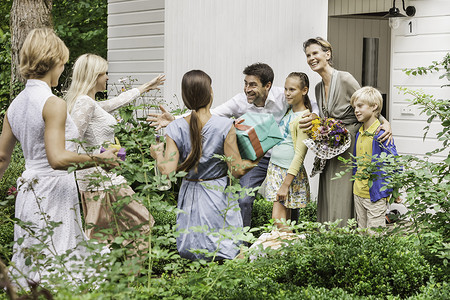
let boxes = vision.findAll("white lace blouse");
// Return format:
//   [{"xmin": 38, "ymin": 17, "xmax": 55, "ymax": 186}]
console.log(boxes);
[{"xmin": 70, "ymin": 88, "xmax": 140, "ymax": 191}]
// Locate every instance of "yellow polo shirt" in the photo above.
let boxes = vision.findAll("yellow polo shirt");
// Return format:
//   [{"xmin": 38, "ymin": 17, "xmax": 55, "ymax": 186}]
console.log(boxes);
[{"xmin": 353, "ymin": 119, "xmax": 381, "ymax": 198}]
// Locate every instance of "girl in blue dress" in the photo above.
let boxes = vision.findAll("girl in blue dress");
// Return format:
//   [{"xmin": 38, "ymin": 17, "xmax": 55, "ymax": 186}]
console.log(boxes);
[
  {"xmin": 266, "ymin": 72, "xmax": 311, "ymax": 231},
  {"xmin": 150, "ymin": 70, "xmax": 254, "ymax": 260}
]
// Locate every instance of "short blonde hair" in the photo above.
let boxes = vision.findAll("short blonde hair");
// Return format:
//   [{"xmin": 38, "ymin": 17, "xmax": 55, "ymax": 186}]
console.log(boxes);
[
  {"xmin": 65, "ymin": 54, "xmax": 108, "ymax": 113},
  {"xmin": 350, "ymin": 86, "xmax": 383, "ymax": 117},
  {"xmin": 19, "ymin": 28, "xmax": 69, "ymax": 79},
  {"xmin": 303, "ymin": 37, "xmax": 334, "ymax": 66}
]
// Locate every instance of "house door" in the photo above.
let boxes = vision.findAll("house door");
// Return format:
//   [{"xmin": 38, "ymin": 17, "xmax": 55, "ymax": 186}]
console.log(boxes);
[{"xmin": 327, "ymin": 16, "xmax": 391, "ymax": 119}]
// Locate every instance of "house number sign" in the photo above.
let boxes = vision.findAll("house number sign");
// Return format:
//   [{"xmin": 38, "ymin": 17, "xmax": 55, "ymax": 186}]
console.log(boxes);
[{"xmin": 405, "ymin": 19, "xmax": 417, "ymax": 36}]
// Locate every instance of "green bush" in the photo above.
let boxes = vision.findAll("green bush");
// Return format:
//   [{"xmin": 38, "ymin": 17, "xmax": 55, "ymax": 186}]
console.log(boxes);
[
  {"xmin": 407, "ymin": 281, "xmax": 449, "ymax": 300},
  {"xmin": 275, "ymin": 234, "xmax": 430, "ymax": 298},
  {"xmin": 251, "ymin": 195, "xmax": 317, "ymax": 229},
  {"xmin": 210, "ymin": 233, "xmax": 430, "ymax": 299},
  {"xmin": 251, "ymin": 195, "xmax": 272, "ymax": 228},
  {"xmin": 0, "ymin": 145, "xmax": 24, "ymax": 261}
]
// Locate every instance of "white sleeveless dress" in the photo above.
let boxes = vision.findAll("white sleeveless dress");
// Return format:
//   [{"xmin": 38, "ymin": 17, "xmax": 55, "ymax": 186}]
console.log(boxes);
[{"xmin": 7, "ymin": 80, "xmax": 88, "ymax": 286}]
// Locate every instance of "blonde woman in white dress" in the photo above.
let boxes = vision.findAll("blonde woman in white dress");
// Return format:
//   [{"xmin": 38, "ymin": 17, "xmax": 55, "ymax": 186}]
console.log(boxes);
[
  {"xmin": 65, "ymin": 54, "xmax": 164, "ymax": 247},
  {"xmin": 0, "ymin": 29, "xmax": 118, "ymax": 287}
]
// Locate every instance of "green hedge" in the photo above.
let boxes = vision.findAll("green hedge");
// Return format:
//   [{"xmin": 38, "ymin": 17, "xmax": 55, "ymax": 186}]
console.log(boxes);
[
  {"xmin": 206, "ymin": 234, "xmax": 428, "ymax": 299},
  {"xmin": 0, "ymin": 145, "xmax": 24, "ymax": 261}
]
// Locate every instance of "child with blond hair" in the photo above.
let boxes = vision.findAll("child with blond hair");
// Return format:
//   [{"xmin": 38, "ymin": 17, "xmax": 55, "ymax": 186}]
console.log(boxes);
[{"xmin": 351, "ymin": 87, "xmax": 398, "ymax": 229}]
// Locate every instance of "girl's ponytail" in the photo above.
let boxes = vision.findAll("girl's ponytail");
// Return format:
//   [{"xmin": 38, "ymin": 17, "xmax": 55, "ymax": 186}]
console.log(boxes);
[
  {"xmin": 177, "ymin": 110, "xmax": 203, "ymax": 172},
  {"xmin": 177, "ymin": 70, "xmax": 212, "ymax": 173}
]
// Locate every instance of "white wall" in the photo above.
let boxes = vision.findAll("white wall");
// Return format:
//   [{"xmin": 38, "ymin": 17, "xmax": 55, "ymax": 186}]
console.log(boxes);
[
  {"xmin": 163, "ymin": 0, "xmax": 328, "ymax": 201},
  {"xmin": 164, "ymin": 0, "xmax": 328, "ymax": 111},
  {"xmin": 389, "ymin": 0, "xmax": 450, "ymax": 158}
]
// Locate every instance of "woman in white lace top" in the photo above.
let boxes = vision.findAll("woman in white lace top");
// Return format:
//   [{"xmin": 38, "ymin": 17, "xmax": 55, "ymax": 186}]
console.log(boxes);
[{"xmin": 65, "ymin": 54, "xmax": 165, "ymax": 245}]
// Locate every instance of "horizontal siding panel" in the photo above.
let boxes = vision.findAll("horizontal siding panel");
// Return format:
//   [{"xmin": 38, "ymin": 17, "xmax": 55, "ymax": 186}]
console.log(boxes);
[
  {"xmin": 391, "ymin": 87, "xmax": 449, "ymax": 102},
  {"xmin": 108, "ymin": 0, "xmax": 164, "ymax": 14},
  {"xmin": 108, "ymin": 61, "xmax": 164, "ymax": 73},
  {"xmin": 392, "ymin": 16, "xmax": 450, "ymax": 36},
  {"xmin": 393, "ymin": 34, "xmax": 450, "ymax": 52},
  {"xmin": 409, "ymin": 0, "xmax": 450, "ymax": 18},
  {"xmin": 108, "ymin": 10, "xmax": 164, "ymax": 26},
  {"xmin": 392, "ymin": 51, "xmax": 449, "ymax": 69},
  {"xmin": 391, "ymin": 103, "xmax": 444, "ymax": 122},
  {"xmin": 395, "ymin": 136, "xmax": 445, "ymax": 157},
  {"xmin": 414, "ymin": 16, "xmax": 450, "ymax": 35},
  {"xmin": 108, "ymin": 23, "xmax": 164, "ymax": 38},
  {"xmin": 108, "ymin": 48, "xmax": 163, "ymax": 61},
  {"xmin": 108, "ymin": 36, "xmax": 164, "ymax": 49},
  {"xmin": 391, "ymin": 119, "xmax": 443, "ymax": 139},
  {"xmin": 391, "ymin": 70, "xmax": 442, "ymax": 86}
]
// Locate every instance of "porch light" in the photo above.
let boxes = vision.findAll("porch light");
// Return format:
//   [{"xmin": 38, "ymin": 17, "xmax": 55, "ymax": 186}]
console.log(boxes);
[{"xmin": 384, "ymin": 0, "xmax": 416, "ymax": 29}]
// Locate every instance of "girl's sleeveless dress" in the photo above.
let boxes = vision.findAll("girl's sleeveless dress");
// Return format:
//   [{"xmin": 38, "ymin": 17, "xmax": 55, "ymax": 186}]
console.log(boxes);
[
  {"xmin": 7, "ymin": 80, "xmax": 88, "ymax": 286},
  {"xmin": 165, "ymin": 115, "xmax": 243, "ymax": 260}
]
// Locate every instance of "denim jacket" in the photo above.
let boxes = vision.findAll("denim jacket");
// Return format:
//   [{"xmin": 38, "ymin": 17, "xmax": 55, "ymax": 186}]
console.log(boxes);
[{"xmin": 353, "ymin": 129, "xmax": 399, "ymax": 202}]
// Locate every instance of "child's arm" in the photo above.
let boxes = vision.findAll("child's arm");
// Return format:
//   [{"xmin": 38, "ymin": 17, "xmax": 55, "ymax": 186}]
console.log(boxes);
[
  {"xmin": 286, "ymin": 123, "xmax": 308, "ymax": 177},
  {"xmin": 277, "ymin": 122, "xmax": 309, "ymax": 201},
  {"xmin": 276, "ymin": 174, "xmax": 295, "ymax": 201}
]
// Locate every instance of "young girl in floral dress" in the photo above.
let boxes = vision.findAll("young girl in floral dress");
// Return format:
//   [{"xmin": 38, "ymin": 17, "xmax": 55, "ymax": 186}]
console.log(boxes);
[{"xmin": 266, "ymin": 72, "xmax": 311, "ymax": 231}]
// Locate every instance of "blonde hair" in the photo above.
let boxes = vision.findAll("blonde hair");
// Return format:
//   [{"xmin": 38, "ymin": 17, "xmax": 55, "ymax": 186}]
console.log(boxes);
[
  {"xmin": 350, "ymin": 86, "xmax": 383, "ymax": 117},
  {"xmin": 65, "ymin": 53, "xmax": 108, "ymax": 113},
  {"xmin": 19, "ymin": 28, "xmax": 69, "ymax": 80},
  {"xmin": 303, "ymin": 37, "xmax": 334, "ymax": 66}
]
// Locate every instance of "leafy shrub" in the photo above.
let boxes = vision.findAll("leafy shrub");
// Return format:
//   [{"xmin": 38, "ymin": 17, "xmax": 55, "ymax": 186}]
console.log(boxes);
[
  {"xmin": 407, "ymin": 281, "xmax": 449, "ymax": 300},
  {"xmin": 0, "ymin": 145, "xmax": 24, "ymax": 261},
  {"xmin": 251, "ymin": 195, "xmax": 272, "ymax": 228},
  {"xmin": 221, "ymin": 233, "xmax": 430, "ymax": 299},
  {"xmin": 251, "ymin": 195, "xmax": 318, "ymax": 229}
]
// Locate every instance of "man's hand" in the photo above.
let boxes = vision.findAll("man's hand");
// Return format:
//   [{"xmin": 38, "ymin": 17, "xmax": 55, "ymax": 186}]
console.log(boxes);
[
  {"xmin": 298, "ymin": 112, "xmax": 319, "ymax": 131},
  {"xmin": 146, "ymin": 105, "xmax": 175, "ymax": 130}
]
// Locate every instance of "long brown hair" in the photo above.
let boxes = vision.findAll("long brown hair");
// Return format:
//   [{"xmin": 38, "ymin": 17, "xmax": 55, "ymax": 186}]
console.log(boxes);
[
  {"xmin": 287, "ymin": 72, "xmax": 312, "ymax": 111},
  {"xmin": 177, "ymin": 70, "xmax": 212, "ymax": 172}
]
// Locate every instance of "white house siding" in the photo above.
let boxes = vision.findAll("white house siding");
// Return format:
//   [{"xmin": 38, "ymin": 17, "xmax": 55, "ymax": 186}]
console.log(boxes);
[
  {"xmin": 390, "ymin": 0, "xmax": 450, "ymax": 158},
  {"xmin": 107, "ymin": 0, "xmax": 165, "ymax": 101},
  {"xmin": 164, "ymin": 0, "xmax": 328, "ymax": 110},
  {"xmin": 328, "ymin": 0, "xmax": 391, "ymax": 16}
]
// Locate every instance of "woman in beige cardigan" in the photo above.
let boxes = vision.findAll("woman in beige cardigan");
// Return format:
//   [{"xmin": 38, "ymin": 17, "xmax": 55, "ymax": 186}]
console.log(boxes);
[{"xmin": 299, "ymin": 37, "xmax": 392, "ymax": 226}]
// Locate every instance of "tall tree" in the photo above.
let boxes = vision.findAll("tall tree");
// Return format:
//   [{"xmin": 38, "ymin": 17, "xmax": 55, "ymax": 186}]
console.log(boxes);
[{"xmin": 10, "ymin": 0, "xmax": 53, "ymax": 98}]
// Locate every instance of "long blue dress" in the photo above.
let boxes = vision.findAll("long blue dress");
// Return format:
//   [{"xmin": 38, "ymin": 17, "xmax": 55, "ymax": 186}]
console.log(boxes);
[{"xmin": 165, "ymin": 115, "xmax": 243, "ymax": 260}]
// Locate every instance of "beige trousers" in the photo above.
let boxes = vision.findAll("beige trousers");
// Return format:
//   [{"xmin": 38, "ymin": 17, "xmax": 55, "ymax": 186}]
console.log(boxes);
[
  {"xmin": 354, "ymin": 194, "xmax": 387, "ymax": 229},
  {"xmin": 80, "ymin": 185, "xmax": 154, "ymax": 249}
]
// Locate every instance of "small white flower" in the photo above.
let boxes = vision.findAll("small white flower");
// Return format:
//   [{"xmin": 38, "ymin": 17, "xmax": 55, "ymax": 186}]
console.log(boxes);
[{"xmin": 118, "ymin": 77, "xmax": 127, "ymax": 83}]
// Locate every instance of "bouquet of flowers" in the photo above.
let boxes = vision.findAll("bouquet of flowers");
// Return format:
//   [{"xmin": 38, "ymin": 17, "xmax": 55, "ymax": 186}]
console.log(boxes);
[{"xmin": 303, "ymin": 118, "xmax": 351, "ymax": 176}]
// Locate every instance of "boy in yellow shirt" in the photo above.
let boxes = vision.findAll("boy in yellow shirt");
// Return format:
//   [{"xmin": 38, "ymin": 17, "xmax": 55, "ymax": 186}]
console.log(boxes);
[{"xmin": 350, "ymin": 87, "xmax": 398, "ymax": 229}]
